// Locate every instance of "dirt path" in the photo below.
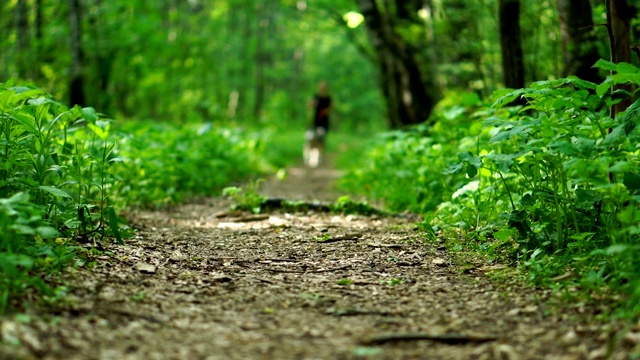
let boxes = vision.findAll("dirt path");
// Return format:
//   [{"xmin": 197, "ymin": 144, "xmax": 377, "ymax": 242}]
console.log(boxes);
[{"xmin": 1, "ymin": 160, "xmax": 637, "ymax": 359}]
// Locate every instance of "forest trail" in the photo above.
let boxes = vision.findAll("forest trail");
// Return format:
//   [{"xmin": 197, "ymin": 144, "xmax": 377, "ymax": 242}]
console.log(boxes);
[{"xmin": 0, "ymin": 158, "xmax": 632, "ymax": 360}]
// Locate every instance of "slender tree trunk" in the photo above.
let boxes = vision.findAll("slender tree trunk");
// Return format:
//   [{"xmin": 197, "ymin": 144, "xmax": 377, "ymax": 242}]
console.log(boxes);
[
  {"xmin": 15, "ymin": 0, "xmax": 30, "ymax": 79},
  {"xmin": 607, "ymin": 0, "xmax": 636, "ymax": 115},
  {"xmin": 253, "ymin": 0, "xmax": 273, "ymax": 121},
  {"xmin": 556, "ymin": 0, "xmax": 601, "ymax": 82},
  {"xmin": 68, "ymin": 0, "xmax": 86, "ymax": 106},
  {"xmin": 88, "ymin": 0, "xmax": 113, "ymax": 112},
  {"xmin": 357, "ymin": 0, "xmax": 441, "ymax": 128},
  {"xmin": 253, "ymin": 13, "xmax": 265, "ymax": 120},
  {"xmin": 499, "ymin": 0, "xmax": 525, "ymax": 89}
]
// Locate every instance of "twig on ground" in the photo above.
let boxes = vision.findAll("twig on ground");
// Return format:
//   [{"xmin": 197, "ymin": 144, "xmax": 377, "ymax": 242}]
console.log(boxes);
[
  {"xmin": 263, "ymin": 264, "xmax": 351, "ymax": 273},
  {"xmin": 231, "ymin": 214, "xmax": 270, "ymax": 222},
  {"xmin": 360, "ymin": 332, "xmax": 498, "ymax": 345},
  {"xmin": 366, "ymin": 243, "xmax": 406, "ymax": 248},
  {"xmin": 317, "ymin": 234, "xmax": 363, "ymax": 243}
]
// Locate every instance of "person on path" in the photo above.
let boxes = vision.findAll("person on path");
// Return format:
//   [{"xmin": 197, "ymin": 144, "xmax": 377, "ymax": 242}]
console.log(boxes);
[{"xmin": 304, "ymin": 81, "xmax": 332, "ymax": 167}]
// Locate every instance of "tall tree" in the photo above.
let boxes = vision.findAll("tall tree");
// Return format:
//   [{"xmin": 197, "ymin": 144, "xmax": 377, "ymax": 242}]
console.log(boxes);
[
  {"xmin": 68, "ymin": 0, "xmax": 86, "ymax": 106},
  {"xmin": 607, "ymin": 0, "xmax": 637, "ymax": 115},
  {"xmin": 15, "ymin": 0, "xmax": 30, "ymax": 79},
  {"xmin": 557, "ymin": 0, "xmax": 601, "ymax": 82},
  {"xmin": 356, "ymin": 0, "xmax": 440, "ymax": 128},
  {"xmin": 499, "ymin": 0, "xmax": 525, "ymax": 89}
]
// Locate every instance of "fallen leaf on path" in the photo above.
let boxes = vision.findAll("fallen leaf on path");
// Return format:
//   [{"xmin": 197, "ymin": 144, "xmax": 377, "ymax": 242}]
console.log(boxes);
[
  {"xmin": 136, "ymin": 262, "xmax": 156, "ymax": 274},
  {"xmin": 432, "ymin": 258, "xmax": 448, "ymax": 267}
]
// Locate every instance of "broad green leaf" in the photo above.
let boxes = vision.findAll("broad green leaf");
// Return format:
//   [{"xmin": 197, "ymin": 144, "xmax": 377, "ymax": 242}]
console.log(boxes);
[
  {"xmin": 81, "ymin": 107, "xmax": 98, "ymax": 123},
  {"xmin": 520, "ymin": 193, "xmax": 535, "ymax": 207},
  {"xmin": 483, "ymin": 116, "xmax": 508, "ymax": 127},
  {"xmin": 622, "ymin": 97, "xmax": 640, "ymax": 135},
  {"xmin": 493, "ymin": 228, "xmax": 513, "ymax": 242},
  {"xmin": 36, "ymin": 226, "xmax": 59, "ymax": 239},
  {"xmin": 465, "ymin": 163, "xmax": 477, "ymax": 178},
  {"xmin": 605, "ymin": 244, "xmax": 628, "ymax": 255},
  {"xmin": 596, "ymin": 79, "xmax": 612, "ymax": 97},
  {"xmin": 562, "ymin": 76, "xmax": 597, "ymax": 90},
  {"xmin": 602, "ymin": 125, "xmax": 625, "ymax": 146},
  {"xmin": 616, "ymin": 62, "xmax": 640, "ymax": 74},
  {"xmin": 39, "ymin": 185, "xmax": 72, "ymax": 198},
  {"xmin": 442, "ymin": 162, "xmax": 464, "ymax": 175},
  {"xmin": 492, "ymin": 89, "xmax": 526, "ymax": 108},
  {"xmin": 593, "ymin": 59, "xmax": 617, "ymax": 71},
  {"xmin": 611, "ymin": 72, "xmax": 640, "ymax": 86},
  {"xmin": 624, "ymin": 172, "xmax": 640, "ymax": 194},
  {"xmin": 485, "ymin": 153, "xmax": 514, "ymax": 173},
  {"xmin": 0, "ymin": 254, "xmax": 34, "ymax": 270}
]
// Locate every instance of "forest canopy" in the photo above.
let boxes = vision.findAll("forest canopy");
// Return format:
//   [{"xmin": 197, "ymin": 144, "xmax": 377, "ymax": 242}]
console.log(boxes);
[{"xmin": 3, "ymin": 0, "xmax": 636, "ymax": 129}]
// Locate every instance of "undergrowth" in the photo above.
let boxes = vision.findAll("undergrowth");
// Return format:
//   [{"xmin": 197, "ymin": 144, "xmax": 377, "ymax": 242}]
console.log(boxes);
[
  {"xmin": 0, "ymin": 81, "xmax": 269, "ymax": 313},
  {"xmin": 223, "ymin": 184, "xmax": 382, "ymax": 216},
  {"xmin": 341, "ymin": 60, "xmax": 640, "ymax": 320}
]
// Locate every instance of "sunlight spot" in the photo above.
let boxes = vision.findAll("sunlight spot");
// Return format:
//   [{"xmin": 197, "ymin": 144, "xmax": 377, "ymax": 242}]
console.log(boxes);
[
  {"xmin": 168, "ymin": 31, "xmax": 177, "ymax": 43},
  {"xmin": 344, "ymin": 12, "xmax": 364, "ymax": 29},
  {"xmin": 452, "ymin": 180, "xmax": 479, "ymax": 199},
  {"xmin": 418, "ymin": 8, "xmax": 430, "ymax": 20}
]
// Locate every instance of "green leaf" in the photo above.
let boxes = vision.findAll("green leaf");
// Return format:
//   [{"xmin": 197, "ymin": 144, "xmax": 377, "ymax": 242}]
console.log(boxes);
[
  {"xmin": 596, "ymin": 79, "xmax": 612, "ymax": 97},
  {"xmin": 0, "ymin": 254, "xmax": 34, "ymax": 270},
  {"xmin": 622, "ymin": 97, "xmax": 640, "ymax": 135},
  {"xmin": 492, "ymin": 89, "xmax": 526, "ymax": 108},
  {"xmin": 520, "ymin": 193, "xmax": 535, "ymax": 207},
  {"xmin": 561, "ymin": 76, "xmax": 597, "ymax": 90},
  {"xmin": 485, "ymin": 153, "xmax": 515, "ymax": 173},
  {"xmin": 465, "ymin": 163, "xmax": 477, "ymax": 178},
  {"xmin": 602, "ymin": 125, "xmax": 625, "ymax": 146},
  {"xmin": 442, "ymin": 162, "xmax": 464, "ymax": 175},
  {"xmin": 39, "ymin": 185, "xmax": 72, "ymax": 198},
  {"xmin": 352, "ymin": 347, "xmax": 383, "ymax": 356},
  {"xmin": 78, "ymin": 206, "xmax": 88, "ymax": 236},
  {"xmin": 593, "ymin": 59, "xmax": 617, "ymax": 72},
  {"xmin": 605, "ymin": 244, "xmax": 628, "ymax": 255},
  {"xmin": 106, "ymin": 206, "xmax": 123, "ymax": 245},
  {"xmin": 616, "ymin": 62, "xmax": 640, "ymax": 74},
  {"xmin": 81, "ymin": 107, "xmax": 98, "ymax": 123},
  {"xmin": 624, "ymin": 172, "xmax": 640, "ymax": 194},
  {"xmin": 493, "ymin": 228, "xmax": 513, "ymax": 242},
  {"xmin": 36, "ymin": 226, "xmax": 59, "ymax": 239}
]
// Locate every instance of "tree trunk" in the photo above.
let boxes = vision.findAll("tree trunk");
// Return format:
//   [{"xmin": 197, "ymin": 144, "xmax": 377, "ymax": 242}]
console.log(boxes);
[
  {"xmin": 498, "ymin": 0, "xmax": 525, "ymax": 89},
  {"xmin": 607, "ymin": 0, "xmax": 636, "ymax": 115},
  {"xmin": 556, "ymin": 0, "xmax": 601, "ymax": 82},
  {"xmin": 68, "ymin": 0, "xmax": 86, "ymax": 106},
  {"xmin": 15, "ymin": 0, "xmax": 30, "ymax": 79},
  {"xmin": 253, "ymin": 1, "xmax": 266, "ymax": 120},
  {"xmin": 357, "ymin": 0, "xmax": 440, "ymax": 128}
]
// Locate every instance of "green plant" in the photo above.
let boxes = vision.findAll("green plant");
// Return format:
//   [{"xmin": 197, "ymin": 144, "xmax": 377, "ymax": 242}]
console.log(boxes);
[
  {"xmin": 336, "ymin": 278, "xmax": 353, "ymax": 285},
  {"xmin": 115, "ymin": 121, "xmax": 268, "ymax": 208},
  {"xmin": 331, "ymin": 195, "xmax": 380, "ymax": 215},
  {"xmin": 222, "ymin": 181, "xmax": 266, "ymax": 214},
  {"xmin": 342, "ymin": 64, "xmax": 640, "ymax": 319}
]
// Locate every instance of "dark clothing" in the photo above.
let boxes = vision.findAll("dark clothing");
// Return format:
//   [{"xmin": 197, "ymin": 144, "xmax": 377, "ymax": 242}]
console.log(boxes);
[{"xmin": 313, "ymin": 94, "xmax": 331, "ymax": 131}]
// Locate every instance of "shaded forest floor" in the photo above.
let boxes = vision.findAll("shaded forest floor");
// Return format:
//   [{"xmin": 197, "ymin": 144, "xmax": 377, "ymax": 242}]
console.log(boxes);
[{"xmin": 2, "ymin": 157, "xmax": 639, "ymax": 359}]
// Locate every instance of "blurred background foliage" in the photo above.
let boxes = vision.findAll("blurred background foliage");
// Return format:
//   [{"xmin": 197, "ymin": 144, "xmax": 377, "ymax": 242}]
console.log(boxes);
[{"xmin": 4, "ymin": 0, "xmax": 640, "ymax": 322}]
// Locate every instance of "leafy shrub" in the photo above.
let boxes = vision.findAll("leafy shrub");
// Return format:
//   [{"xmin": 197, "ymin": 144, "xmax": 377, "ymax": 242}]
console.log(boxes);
[
  {"xmin": 340, "ymin": 91, "xmax": 485, "ymax": 214},
  {"xmin": 342, "ymin": 63, "xmax": 640, "ymax": 318},
  {"xmin": 0, "ymin": 82, "xmax": 119, "ymax": 312},
  {"xmin": 0, "ymin": 81, "xmax": 272, "ymax": 313},
  {"xmin": 114, "ymin": 121, "xmax": 269, "ymax": 207}
]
